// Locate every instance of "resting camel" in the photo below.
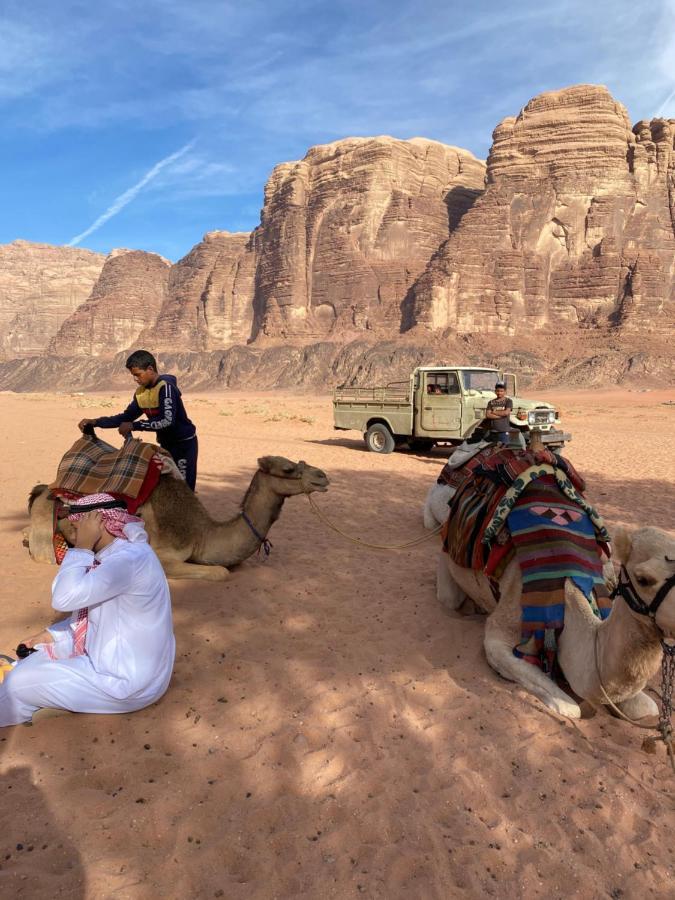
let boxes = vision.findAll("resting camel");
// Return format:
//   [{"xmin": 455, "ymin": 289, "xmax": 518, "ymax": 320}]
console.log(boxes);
[
  {"xmin": 437, "ymin": 526, "xmax": 675, "ymax": 719},
  {"xmin": 27, "ymin": 456, "xmax": 329, "ymax": 581}
]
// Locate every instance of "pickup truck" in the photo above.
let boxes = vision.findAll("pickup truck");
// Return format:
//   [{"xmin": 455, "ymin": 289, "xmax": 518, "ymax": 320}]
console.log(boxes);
[{"xmin": 333, "ymin": 366, "xmax": 569, "ymax": 453}]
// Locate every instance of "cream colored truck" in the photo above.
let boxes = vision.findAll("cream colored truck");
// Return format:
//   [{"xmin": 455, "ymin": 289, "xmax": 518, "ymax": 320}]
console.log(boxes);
[{"xmin": 333, "ymin": 366, "xmax": 569, "ymax": 453}]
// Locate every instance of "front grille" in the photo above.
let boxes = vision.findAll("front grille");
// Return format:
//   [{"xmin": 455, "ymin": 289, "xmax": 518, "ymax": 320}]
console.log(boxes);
[{"xmin": 531, "ymin": 410, "xmax": 551, "ymax": 424}]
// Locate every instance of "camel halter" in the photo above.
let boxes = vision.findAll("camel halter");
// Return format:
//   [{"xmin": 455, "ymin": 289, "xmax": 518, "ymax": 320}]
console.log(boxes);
[
  {"xmin": 611, "ymin": 563, "xmax": 675, "ymax": 624},
  {"xmin": 242, "ymin": 512, "xmax": 272, "ymax": 558},
  {"xmin": 242, "ymin": 464, "xmax": 315, "ymax": 558},
  {"xmin": 595, "ymin": 560, "xmax": 675, "ymax": 773}
]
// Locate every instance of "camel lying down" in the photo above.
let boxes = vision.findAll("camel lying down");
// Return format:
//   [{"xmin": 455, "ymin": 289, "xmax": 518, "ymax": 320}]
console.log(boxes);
[
  {"xmin": 27, "ymin": 456, "xmax": 329, "ymax": 581},
  {"xmin": 437, "ymin": 526, "xmax": 675, "ymax": 719}
]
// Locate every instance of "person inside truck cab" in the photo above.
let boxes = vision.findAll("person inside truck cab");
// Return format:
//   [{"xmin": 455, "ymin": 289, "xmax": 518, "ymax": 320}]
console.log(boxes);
[
  {"xmin": 427, "ymin": 383, "xmax": 442, "ymax": 394},
  {"xmin": 486, "ymin": 381, "xmax": 513, "ymax": 445}
]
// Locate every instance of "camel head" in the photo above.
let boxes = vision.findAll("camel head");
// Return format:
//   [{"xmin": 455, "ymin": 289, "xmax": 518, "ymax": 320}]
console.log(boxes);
[
  {"xmin": 256, "ymin": 456, "xmax": 329, "ymax": 496},
  {"xmin": 613, "ymin": 526, "xmax": 675, "ymax": 637}
]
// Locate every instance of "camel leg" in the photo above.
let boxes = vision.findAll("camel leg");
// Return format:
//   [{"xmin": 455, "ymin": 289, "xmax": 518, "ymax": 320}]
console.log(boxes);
[
  {"xmin": 614, "ymin": 691, "xmax": 658, "ymax": 720},
  {"xmin": 484, "ymin": 617, "xmax": 581, "ymax": 718},
  {"xmin": 160, "ymin": 559, "xmax": 229, "ymax": 582},
  {"xmin": 436, "ymin": 552, "xmax": 465, "ymax": 612}
]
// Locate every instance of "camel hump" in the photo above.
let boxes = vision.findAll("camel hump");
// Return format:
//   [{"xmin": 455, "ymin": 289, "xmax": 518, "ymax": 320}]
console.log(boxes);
[{"xmin": 28, "ymin": 483, "xmax": 50, "ymax": 514}]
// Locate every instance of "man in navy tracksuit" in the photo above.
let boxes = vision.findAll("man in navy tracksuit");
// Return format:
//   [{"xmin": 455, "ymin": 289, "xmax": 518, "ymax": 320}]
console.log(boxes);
[{"xmin": 78, "ymin": 350, "xmax": 199, "ymax": 490}]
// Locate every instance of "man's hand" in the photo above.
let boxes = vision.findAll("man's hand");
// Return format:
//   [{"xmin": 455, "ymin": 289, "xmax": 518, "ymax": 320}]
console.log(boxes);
[
  {"xmin": 73, "ymin": 511, "xmax": 105, "ymax": 551},
  {"xmin": 22, "ymin": 629, "xmax": 54, "ymax": 648},
  {"xmin": 78, "ymin": 418, "xmax": 96, "ymax": 432},
  {"xmin": 118, "ymin": 422, "xmax": 133, "ymax": 438}
]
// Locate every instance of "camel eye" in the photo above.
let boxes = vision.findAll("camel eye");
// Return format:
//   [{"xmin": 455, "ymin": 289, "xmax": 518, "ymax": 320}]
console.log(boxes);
[
  {"xmin": 282, "ymin": 465, "xmax": 295, "ymax": 474},
  {"xmin": 636, "ymin": 574, "xmax": 656, "ymax": 587}
]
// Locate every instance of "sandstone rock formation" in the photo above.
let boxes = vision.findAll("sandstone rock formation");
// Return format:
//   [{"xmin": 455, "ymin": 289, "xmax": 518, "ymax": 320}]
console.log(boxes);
[
  {"xmin": 0, "ymin": 241, "xmax": 104, "ymax": 359},
  {"xmin": 1, "ymin": 87, "xmax": 673, "ymax": 393},
  {"xmin": 408, "ymin": 85, "xmax": 675, "ymax": 336},
  {"xmin": 140, "ymin": 231, "xmax": 256, "ymax": 351},
  {"xmin": 252, "ymin": 137, "xmax": 485, "ymax": 340},
  {"xmin": 49, "ymin": 250, "xmax": 171, "ymax": 357}
]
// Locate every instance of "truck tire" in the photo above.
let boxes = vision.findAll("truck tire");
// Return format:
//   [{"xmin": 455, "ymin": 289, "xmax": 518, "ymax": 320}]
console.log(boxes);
[{"xmin": 364, "ymin": 423, "xmax": 395, "ymax": 454}]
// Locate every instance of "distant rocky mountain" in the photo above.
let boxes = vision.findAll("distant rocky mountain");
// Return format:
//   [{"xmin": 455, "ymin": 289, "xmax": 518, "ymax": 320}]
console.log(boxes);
[
  {"xmin": 0, "ymin": 85, "xmax": 672, "ymax": 391},
  {"xmin": 408, "ymin": 85, "xmax": 675, "ymax": 336},
  {"xmin": 49, "ymin": 249, "xmax": 170, "ymax": 356},
  {"xmin": 0, "ymin": 240, "xmax": 104, "ymax": 359}
]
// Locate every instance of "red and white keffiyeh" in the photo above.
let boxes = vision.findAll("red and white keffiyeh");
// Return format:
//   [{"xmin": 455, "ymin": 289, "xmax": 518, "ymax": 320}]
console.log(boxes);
[{"xmin": 67, "ymin": 492, "xmax": 143, "ymax": 539}]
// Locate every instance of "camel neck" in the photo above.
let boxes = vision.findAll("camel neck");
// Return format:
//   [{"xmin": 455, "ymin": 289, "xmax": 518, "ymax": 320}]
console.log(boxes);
[
  {"xmin": 241, "ymin": 479, "xmax": 285, "ymax": 542},
  {"xmin": 596, "ymin": 597, "xmax": 662, "ymax": 696}
]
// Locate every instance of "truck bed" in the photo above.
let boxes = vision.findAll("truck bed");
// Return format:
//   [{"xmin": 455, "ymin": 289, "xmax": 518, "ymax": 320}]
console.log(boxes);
[
  {"xmin": 333, "ymin": 383, "xmax": 413, "ymax": 435},
  {"xmin": 333, "ymin": 383, "xmax": 410, "ymax": 405}
]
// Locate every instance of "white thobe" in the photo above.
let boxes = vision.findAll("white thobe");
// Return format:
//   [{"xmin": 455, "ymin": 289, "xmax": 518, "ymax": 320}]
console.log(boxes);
[{"xmin": 0, "ymin": 523, "xmax": 175, "ymax": 726}]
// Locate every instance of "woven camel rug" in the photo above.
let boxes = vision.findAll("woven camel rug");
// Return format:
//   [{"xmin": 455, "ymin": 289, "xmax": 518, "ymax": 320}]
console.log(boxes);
[{"xmin": 508, "ymin": 476, "xmax": 612, "ymax": 675}]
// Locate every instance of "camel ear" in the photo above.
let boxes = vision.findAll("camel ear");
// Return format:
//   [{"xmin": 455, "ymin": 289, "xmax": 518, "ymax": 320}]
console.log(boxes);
[
  {"xmin": 257, "ymin": 457, "xmax": 272, "ymax": 473},
  {"xmin": 612, "ymin": 527, "xmax": 634, "ymax": 565}
]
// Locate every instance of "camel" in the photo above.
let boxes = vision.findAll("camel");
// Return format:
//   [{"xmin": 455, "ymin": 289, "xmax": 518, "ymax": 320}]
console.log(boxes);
[
  {"xmin": 423, "ymin": 482, "xmax": 455, "ymax": 530},
  {"xmin": 437, "ymin": 525, "xmax": 675, "ymax": 719},
  {"xmin": 26, "ymin": 456, "xmax": 329, "ymax": 581}
]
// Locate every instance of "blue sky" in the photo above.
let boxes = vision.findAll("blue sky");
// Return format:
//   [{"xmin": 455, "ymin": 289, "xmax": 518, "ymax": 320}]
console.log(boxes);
[{"xmin": 2, "ymin": 0, "xmax": 674, "ymax": 261}]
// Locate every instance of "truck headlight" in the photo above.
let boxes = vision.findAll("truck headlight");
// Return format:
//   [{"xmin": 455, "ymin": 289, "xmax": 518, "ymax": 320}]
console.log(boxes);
[{"xmin": 516, "ymin": 409, "xmax": 527, "ymax": 421}]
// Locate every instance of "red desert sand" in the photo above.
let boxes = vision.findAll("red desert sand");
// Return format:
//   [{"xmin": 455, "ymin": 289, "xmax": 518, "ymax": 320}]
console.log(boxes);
[{"xmin": 0, "ymin": 388, "xmax": 674, "ymax": 898}]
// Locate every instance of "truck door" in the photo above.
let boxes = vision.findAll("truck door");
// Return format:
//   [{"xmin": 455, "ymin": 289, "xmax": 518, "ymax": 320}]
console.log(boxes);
[{"xmin": 419, "ymin": 371, "xmax": 462, "ymax": 435}]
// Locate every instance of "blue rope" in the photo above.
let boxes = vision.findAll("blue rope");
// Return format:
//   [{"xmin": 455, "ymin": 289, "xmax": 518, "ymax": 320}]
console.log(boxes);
[{"xmin": 242, "ymin": 512, "xmax": 273, "ymax": 558}]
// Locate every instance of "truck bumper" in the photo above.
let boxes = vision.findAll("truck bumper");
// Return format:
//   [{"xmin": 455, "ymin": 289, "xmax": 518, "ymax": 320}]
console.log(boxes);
[{"xmin": 537, "ymin": 430, "xmax": 571, "ymax": 444}]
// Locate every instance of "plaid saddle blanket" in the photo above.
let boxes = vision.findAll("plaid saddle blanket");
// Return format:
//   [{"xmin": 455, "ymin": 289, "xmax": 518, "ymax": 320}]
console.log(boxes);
[{"xmin": 50, "ymin": 434, "xmax": 164, "ymax": 501}]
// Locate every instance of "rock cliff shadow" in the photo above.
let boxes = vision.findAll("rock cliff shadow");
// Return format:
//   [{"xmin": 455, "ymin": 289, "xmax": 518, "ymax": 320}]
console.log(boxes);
[
  {"xmin": 8, "ymin": 460, "xmax": 673, "ymax": 895},
  {"xmin": 129, "ymin": 463, "xmax": 675, "ymax": 895}
]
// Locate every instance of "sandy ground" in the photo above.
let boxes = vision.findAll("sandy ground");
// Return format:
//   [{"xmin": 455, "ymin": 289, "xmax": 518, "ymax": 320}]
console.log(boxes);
[{"xmin": 0, "ymin": 386, "xmax": 674, "ymax": 899}]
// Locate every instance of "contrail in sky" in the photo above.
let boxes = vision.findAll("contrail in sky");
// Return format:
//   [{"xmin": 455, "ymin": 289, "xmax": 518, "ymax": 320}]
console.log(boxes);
[
  {"xmin": 68, "ymin": 140, "xmax": 195, "ymax": 246},
  {"xmin": 656, "ymin": 85, "xmax": 675, "ymax": 117}
]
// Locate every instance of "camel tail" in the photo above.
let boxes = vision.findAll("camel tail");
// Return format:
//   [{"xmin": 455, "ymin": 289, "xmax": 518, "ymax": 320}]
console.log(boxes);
[{"xmin": 28, "ymin": 484, "xmax": 49, "ymax": 513}]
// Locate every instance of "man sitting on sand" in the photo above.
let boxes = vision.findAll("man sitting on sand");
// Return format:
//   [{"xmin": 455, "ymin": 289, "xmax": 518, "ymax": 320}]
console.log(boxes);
[{"xmin": 0, "ymin": 494, "xmax": 175, "ymax": 727}]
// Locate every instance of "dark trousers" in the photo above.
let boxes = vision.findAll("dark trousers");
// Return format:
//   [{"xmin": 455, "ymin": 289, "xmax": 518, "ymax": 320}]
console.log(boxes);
[{"xmin": 165, "ymin": 436, "xmax": 198, "ymax": 491}]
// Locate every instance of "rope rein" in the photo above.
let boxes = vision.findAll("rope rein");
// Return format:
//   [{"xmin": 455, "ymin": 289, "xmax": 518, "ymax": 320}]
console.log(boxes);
[{"xmin": 306, "ymin": 494, "xmax": 442, "ymax": 550}]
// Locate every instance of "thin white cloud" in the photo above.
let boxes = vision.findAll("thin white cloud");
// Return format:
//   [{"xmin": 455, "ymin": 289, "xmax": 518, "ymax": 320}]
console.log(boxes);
[{"xmin": 67, "ymin": 141, "xmax": 196, "ymax": 246}]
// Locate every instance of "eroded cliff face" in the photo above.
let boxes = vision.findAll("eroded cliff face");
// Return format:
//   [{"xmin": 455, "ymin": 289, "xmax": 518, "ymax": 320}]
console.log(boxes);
[
  {"xmin": 142, "ymin": 231, "xmax": 256, "ymax": 351},
  {"xmin": 49, "ymin": 250, "xmax": 171, "ymax": 357},
  {"xmin": 252, "ymin": 137, "xmax": 486, "ymax": 340},
  {"xmin": 1, "ymin": 87, "xmax": 673, "ymax": 391},
  {"xmin": 0, "ymin": 241, "xmax": 105, "ymax": 359},
  {"xmin": 409, "ymin": 85, "xmax": 675, "ymax": 336}
]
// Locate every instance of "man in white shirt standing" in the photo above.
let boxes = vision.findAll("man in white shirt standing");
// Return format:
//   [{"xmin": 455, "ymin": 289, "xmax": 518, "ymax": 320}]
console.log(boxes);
[{"xmin": 0, "ymin": 493, "xmax": 175, "ymax": 727}]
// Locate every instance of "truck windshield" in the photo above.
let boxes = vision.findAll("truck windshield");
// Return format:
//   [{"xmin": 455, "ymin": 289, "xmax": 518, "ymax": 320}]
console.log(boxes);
[{"xmin": 461, "ymin": 370, "xmax": 499, "ymax": 392}]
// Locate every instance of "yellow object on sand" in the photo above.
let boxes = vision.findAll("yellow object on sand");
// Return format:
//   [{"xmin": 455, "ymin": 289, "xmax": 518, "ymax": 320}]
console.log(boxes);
[{"xmin": 0, "ymin": 662, "xmax": 14, "ymax": 683}]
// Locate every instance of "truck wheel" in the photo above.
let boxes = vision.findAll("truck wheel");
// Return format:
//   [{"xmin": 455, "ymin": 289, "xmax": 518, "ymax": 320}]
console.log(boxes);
[{"xmin": 364, "ymin": 424, "xmax": 395, "ymax": 454}]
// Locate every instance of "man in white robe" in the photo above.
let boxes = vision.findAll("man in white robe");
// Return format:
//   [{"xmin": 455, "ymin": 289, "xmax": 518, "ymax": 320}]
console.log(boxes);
[{"xmin": 0, "ymin": 493, "xmax": 175, "ymax": 727}]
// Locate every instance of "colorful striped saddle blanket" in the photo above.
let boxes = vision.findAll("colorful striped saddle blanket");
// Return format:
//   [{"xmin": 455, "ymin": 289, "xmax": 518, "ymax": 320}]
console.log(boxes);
[
  {"xmin": 506, "ymin": 476, "xmax": 611, "ymax": 675},
  {"xmin": 442, "ymin": 447, "xmax": 611, "ymax": 675}
]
